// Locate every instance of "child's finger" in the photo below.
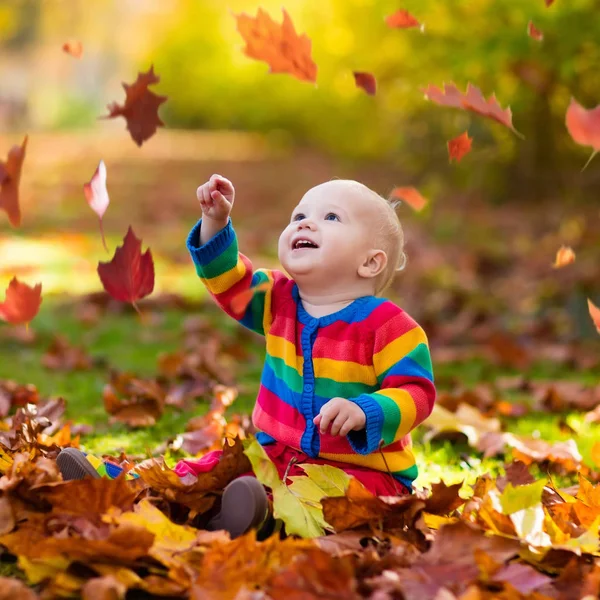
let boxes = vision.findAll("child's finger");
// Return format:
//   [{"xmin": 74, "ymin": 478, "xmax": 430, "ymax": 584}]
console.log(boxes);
[
  {"xmin": 211, "ymin": 190, "xmax": 228, "ymax": 206},
  {"xmin": 318, "ymin": 411, "xmax": 334, "ymax": 434},
  {"xmin": 313, "ymin": 414, "xmax": 322, "ymax": 426},
  {"xmin": 330, "ymin": 414, "xmax": 348, "ymax": 436},
  {"xmin": 338, "ymin": 418, "xmax": 354, "ymax": 437}
]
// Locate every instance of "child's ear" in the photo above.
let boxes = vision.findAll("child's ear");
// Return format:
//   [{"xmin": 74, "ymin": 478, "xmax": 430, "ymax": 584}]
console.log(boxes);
[{"xmin": 358, "ymin": 249, "xmax": 387, "ymax": 279}]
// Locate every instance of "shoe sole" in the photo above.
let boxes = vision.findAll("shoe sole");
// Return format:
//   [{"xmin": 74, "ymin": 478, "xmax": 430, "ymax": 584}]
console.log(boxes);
[
  {"xmin": 219, "ymin": 476, "xmax": 269, "ymax": 539},
  {"xmin": 57, "ymin": 447, "xmax": 101, "ymax": 480}
]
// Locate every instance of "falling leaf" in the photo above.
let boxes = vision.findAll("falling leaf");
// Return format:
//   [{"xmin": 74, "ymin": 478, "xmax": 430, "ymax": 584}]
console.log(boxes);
[
  {"xmin": 353, "ymin": 72, "xmax": 377, "ymax": 96},
  {"xmin": 234, "ymin": 8, "xmax": 317, "ymax": 84},
  {"xmin": 0, "ymin": 135, "xmax": 28, "ymax": 227},
  {"xmin": 527, "ymin": 21, "xmax": 544, "ymax": 41},
  {"xmin": 552, "ymin": 245, "xmax": 576, "ymax": 268},
  {"xmin": 97, "ymin": 226, "xmax": 154, "ymax": 312},
  {"xmin": 231, "ymin": 282, "xmax": 271, "ymax": 315},
  {"xmin": 422, "ymin": 82, "xmax": 522, "ymax": 136},
  {"xmin": 447, "ymin": 131, "xmax": 473, "ymax": 162},
  {"xmin": 390, "ymin": 186, "xmax": 428, "ymax": 211},
  {"xmin": 565, "ymin": 97, "xmax": 600, "ymax": 170},
  {"xmin": 587, "ymin": 298, "xmax": 600, "ymax": 334},
  {"xmin": 103, "ymin": 66, "xmax": 167, "ymax": 147},
  {"xmin": 385, "ymin": 9, "xmax": 422, "ymax": 29},
  {"xmin": 83, "ymin": 160, "xmax": 110, "ymax": 252},
  {"xmin": 62, "ymin": 40, "xmax": 83, "ymax": 58},
  {"xmin": 0, "ymin": 277, "xmax": 42, "ymax": 325},
  {"xmin": 545, "ymin": 0, "xmax": 555, "ymax": 5}
]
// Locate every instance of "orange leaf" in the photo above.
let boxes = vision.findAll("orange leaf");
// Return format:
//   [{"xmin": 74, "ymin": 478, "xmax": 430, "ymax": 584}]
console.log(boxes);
[
  {"xmin": 545, "ymin": 0, "xmax": 555, "ymax": 5},
  {"xmin": 552, "ymin": 245, "xmax": 575, "ymax": 268},
  {"xmin": 0, "ymin": 135, "xmax": 28, "ymax": 227},
  {"xmin": 234, "ymin": 8, "xmax": 317, "ymax": 84},
  {"xmin": 97, "ymin": 226, "xmax": 154, "ymax": 311},
  {"xmin": 390, "ymin": 186, "xmax": 428, "ymax": 212},
  {"xmin": 0, "ymin": 277, "xmax": 42, "ymax": 325},
  {"xmin": 565, "ymin": 98, "xmax": 600, "ymax": 170},
  {"xmin": 422, "ymin": 82, "xmax": 522, "ymax": 136},
  {"xmin": 103, "ymin": 66, "xmax": 167, "ymax": 147},
  {"xmin": 62, "ymin": 40, "xmax": 83, "ymax": 58},
  {"xmin": 231, "ymin": 282, "xmax": 271, "ymax": 315},
  {"xmin": 385, "ymin": 9, "xmax": 422, "ymax": 29},
  {"xmin": 527, "ymin": 21, "xmax": 544, "ymax": 41},
  {"xmin": 588, "ymin": 299, "xmax": 600, "ymax": 334},
  {"xmin": 353, "ymin": 72, "xmax": 377, "ymax": 96},
  {"xmin": 591, "ymin": 442, "xmax": 600, "ymax": 469},
  {"xmin": 447, "ymin": 131, "xmax": 473, "ymax": 163}
]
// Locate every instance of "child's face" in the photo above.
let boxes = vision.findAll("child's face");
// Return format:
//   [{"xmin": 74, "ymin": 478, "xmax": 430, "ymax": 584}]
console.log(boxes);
[{"xmin": 278, "ymin": 181, "xmax": 383, "ymax": 293}]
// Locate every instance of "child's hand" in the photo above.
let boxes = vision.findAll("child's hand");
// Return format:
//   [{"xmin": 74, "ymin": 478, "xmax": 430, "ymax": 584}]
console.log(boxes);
[
  {"xmin": 197, "ymin": 174, "xmax": 235, "ymax": 222},
  {"xmin": 313, "ymin": 397, "xmax": 366, "ymax": 436}
]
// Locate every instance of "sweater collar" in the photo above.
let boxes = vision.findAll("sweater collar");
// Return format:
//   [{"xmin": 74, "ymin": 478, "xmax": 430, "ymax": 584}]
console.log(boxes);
[{"xmin": 292, "ymin": 283, "xmax": 371, "ymax": 326}]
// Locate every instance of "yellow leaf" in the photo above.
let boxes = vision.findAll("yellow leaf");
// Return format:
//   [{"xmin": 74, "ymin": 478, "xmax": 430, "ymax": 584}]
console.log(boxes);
[
  {"xmin": 422, "ymin": 513, "xmax": 458, "ymax": 529},
  {"xmin": 294, "ymin": 463, "xmax": 351, "ymax": 497},
  {"xmin": 552, "ymin": 245, "xmax": 575, "ymax": 268},
  {"xmin": 500, "ymin": 479, "xmax": 547, "ymax": 515},
  {"xmin": 243, "ymin": 437, "xmax": 280, "ymax": 490}
]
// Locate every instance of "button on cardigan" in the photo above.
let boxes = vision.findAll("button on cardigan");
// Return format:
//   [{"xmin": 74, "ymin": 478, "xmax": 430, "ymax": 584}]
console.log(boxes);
[{"xmin": 187, "ymin": 218, "xmax": 437, "ymax": 490}]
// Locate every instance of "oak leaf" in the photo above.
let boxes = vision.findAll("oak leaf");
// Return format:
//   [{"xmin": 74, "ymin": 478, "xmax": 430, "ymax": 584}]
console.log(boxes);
[
  {"xmin": 565, "ymin": 97, "xmax": 600, "ymax": 170},
  {"xmin": 422, "ymin": 82, "xmax": 522, "ymax": 136},
  {"xmin": 97, "ymin": 226, "xmax": 154, "ymax": 312},
  {"xmin": 385, "ymin": 9, "xmax": 422, "ymax": 30},
  {"xmin": 84, "ymin": 160, "xmax": 110, "ymax": 252},
  {"xmin": 552, "ymin": 245, "xmax": 575, "ymax": 268},
  {"xmin": 353, "ymin": 72, "xmax": 377, "ymax": 96},
  {"xmin": 390, "ymin": 186, "xmax": 428, "ymax": 211},
  {"xmin": 0, "ymin": 135, "xmax": 28, "ymax": 227},
  {"xmin": 234, "ymin": 8, "xmax": 317, "ymax": 83},
  {"xmin": 0, "ymin": 277, "xmax": 42, "ymax": 325},
  {"xmin": 103, "ymin": 66, "xmax": 167, "ymax": 147},
  {"xmin": 447, "ymin": 131, "xmax": 473, "ymax": 163}
]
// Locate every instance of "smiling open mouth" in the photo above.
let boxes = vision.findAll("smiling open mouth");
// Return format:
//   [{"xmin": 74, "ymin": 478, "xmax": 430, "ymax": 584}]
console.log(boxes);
[{"xmin": 292, "ymin": 240, "xmax": 319, "ymax": 250}]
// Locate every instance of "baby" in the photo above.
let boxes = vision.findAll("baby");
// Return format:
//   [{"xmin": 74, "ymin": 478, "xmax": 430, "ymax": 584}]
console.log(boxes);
[{"xmin": 58, "ymin": 175, "xmax": 436, "ymax": 540}]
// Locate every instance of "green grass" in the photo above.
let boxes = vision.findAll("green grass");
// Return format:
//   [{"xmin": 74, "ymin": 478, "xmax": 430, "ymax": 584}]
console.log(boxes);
[{"xmin": 1, "ymin": 295, "xmax": 598, "ymax": 489}]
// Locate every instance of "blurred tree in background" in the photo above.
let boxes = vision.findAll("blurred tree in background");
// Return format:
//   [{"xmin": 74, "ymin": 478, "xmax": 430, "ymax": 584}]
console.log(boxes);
[{"xmin": 1, "ymin": 0, "xmax": 599, "ymax": 201}]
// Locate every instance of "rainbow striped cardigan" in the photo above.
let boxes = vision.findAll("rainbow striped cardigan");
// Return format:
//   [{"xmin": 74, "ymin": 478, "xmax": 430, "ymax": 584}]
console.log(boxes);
[{"xmin": 187, "ymin": 218, "xmax": 436, "ymax": 489}]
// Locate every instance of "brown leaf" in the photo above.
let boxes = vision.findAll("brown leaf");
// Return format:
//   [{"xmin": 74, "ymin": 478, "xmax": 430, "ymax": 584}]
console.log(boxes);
[
  {"xmin": 104, "ymin": 66, "xmax": 167, "ymax": 146},
  {"xmin": 353, "ymin": 72, "xmax": 377, "ymax": 96},
  {"xmin": 137, "ymin": 436, "xmax": 251, "ymax": 513},
  {"xmin": 448, "ymin": 131, "xmax": 473, "ymax": 163},
  {"xmin": 0, "ymin": 135, "xmax": 28, "ymax": 227},
  {"xmin": 496, "ymin": 461, "xmax": 535, "ymax": 492},
  {"xmin": 422, "ymin": 82, "xmax": 522, "ymax": 136},
  {"xmin": 0, "ymin": 277, "xmax": 42, "ymax": 325},
  {"xmin": 0, "ymin": 495, "xmax": 15, "ymax": 535},
  {"xmin": 0, "ymin": 577, "xmax": 40, "ymax": 599},
  {"xmin": 81, "ymin": 575, "xmax": 126, "ymax": 600},
  {"xmin": 423, "ymin": 481, "xmax": 465, "ymax": 515},
  {"xmin": 234, "ymin": 8, "xmax": 318, "ymax": 84},
  {"xmin": 42, "ymin": 335, "xmax": 94, "ymax": 371}
]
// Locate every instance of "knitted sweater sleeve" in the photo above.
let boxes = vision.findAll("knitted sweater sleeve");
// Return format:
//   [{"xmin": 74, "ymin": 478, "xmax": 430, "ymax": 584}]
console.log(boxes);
[
  {"xmin": 346, "ymin": 310, "xmax": 436, "ymax": 455},
  {"xmin": 186, "ymin": 218, "xmax": 290, "ymax": 336}
]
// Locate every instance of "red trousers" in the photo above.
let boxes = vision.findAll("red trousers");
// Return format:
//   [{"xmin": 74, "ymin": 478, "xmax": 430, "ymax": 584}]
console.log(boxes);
[{"xmin": 174, "ymin": 440, "xmax": 410, "ymax": 496}]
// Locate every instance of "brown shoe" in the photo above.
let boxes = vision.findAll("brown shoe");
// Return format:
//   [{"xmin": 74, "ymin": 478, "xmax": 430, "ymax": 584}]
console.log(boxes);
[{"xmin": 207, "ymin": 476, "xmax": 270, "ymax": 539}]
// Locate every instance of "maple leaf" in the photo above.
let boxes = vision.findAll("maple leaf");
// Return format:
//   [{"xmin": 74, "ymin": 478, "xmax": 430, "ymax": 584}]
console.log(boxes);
[
  {"xmin": 62, "ymin": 40, "xmax": 83, "ymax": 58},
  {"xmin": 422, "ymin": 82, "xmax": 522, "ymax": 136},
  {"xmin": 552, "ymin": 245, "xmax": 576, "ymax": 268},
  {"xmin": 103, "ymin": 66, "xmax": 167, "ymax": 147},
  {"xmin": 565, "ymin": 97, "xmax": 600, "ymax": 170},
  {"xmin": 83, "ymin": 160, "xmax": 110, "ymax": 252},
  {"xmin": 0, "ymin": 135, "xmax": 28, "ymax": 227},
  {"xmin": 234, "ymin": 8, "xmax": 317, "ymax": 84},
  {"xmin": 385, "ymin": 9, "xmax": 422, "ymax": 30},
  {"xmin": 97, "ymin": 226, "xmax": 154, "ymax": 312},
  {"xmin": 587, "ymin": 298, "xmax": 600, "ymax": 334},
  {"xmin": 447, "ymin": 131, "xmax": 473, "ymax": 163},
  {"xmin": 390, "ymin": 186, "xmax": 428, "ymax": 211},
  {"xmin": 527, "ymin": 20, "xmax": 544, "ymax": 41},
  {"xmin": 0, "ymin": 277, "xmax": 42, "ymax": 326},
  {"xmin": 353, "ymin": 72, "xmax": 377, "ymax": 96}
]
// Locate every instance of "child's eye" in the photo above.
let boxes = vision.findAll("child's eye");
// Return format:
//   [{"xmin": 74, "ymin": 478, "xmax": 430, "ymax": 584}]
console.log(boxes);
[
  {"xmin": 292, "ymin": 213, "xmax": 305, "ymax": 221},
  {"xmin": 325, "ymin": 213, "xmax": 340, "ymax": 221}
]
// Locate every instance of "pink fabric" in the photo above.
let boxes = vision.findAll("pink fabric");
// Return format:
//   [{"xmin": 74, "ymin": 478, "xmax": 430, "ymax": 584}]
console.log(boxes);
[{"xmin": 173, "ymin": 441, "xmax": 410, "ymax": 496}]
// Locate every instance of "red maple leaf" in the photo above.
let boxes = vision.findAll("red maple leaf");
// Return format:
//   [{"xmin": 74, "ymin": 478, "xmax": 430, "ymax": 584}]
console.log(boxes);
[
  {"xmin": 447, "ymin": 131, "xmax": 473, "ymax": 163},
  {"xmin": 565, "ymin": 97, "xmax": 600, "ymax": 170},
  {"xmin": 0, "ymin": 277, "xmax": 42, "ymax": 325},
  {"xmin": 422, "ymin": 82, "xmax": 522, "ymax": 137},
  {"xmin": 353, "ymin": 72, "xmax": 377, "ymax": 96},
  {"xmin": 234, "ymin": 8, "xmax": 317, "ymax": 84},
  {"xmin": 97, "ymin": 227, "xmax": 154, "ymax": 312},
  {"xmin": 103, "ymin": 66, "xmax": 167, "ymax": 147},
  {"xmin": 0, "ymin": 136, "xmax": 28, "ymax": 227},
  {"xmin": 385, "ymin": 9, "xmax": 422, "ymax": 29}
]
